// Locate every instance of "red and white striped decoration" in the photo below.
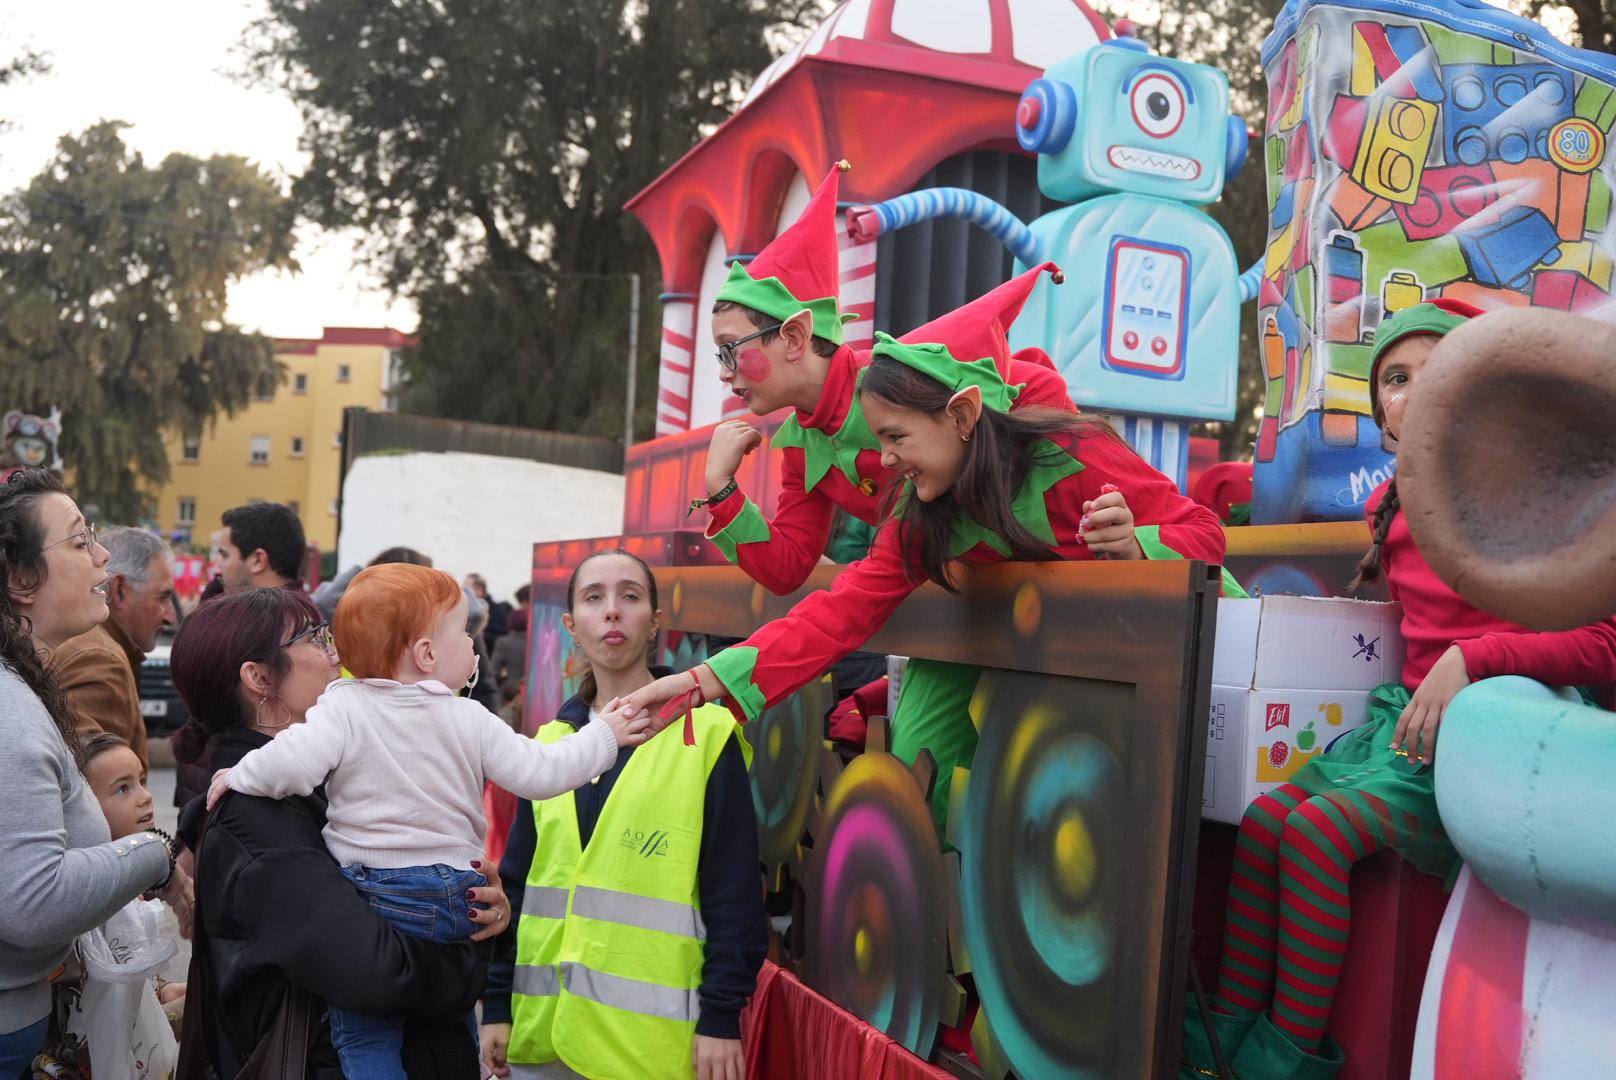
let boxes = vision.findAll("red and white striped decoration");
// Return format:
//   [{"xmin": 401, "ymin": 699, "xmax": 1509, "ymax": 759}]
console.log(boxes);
[
  {"xmin": 656, "ymin": 298, "xmax": 697, "ymax": 435},
  {"xmin": 839, "ymin": 213, "xmax": 877, "ymax": 353},
  {"xmin": 1410, "ymin": 867, "xmax": 1616, "ymax": 1079}
]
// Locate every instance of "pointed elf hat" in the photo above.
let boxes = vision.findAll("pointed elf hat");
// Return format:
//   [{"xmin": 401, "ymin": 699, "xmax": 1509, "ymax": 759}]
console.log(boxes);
[
  {"xmin": 897, "ymin": 262, "xmax": 1065, "ymax": 379},
  {"xmin": 715, "ymin": 160, "xmax": 856, "ymax": 346},
  {"xmin": 870, "ymin": 333, "xmax": 1021, "ymax": 413}
]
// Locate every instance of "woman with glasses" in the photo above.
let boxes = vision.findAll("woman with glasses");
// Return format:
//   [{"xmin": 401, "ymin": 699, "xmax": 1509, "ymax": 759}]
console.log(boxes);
[
  {"xmin": 0, "ymin": 470, "xmax": 186, "ymax": 1074},
  {"xmin": 168, "ymin": 588, "xmax": 513, "ymax": 1078}
]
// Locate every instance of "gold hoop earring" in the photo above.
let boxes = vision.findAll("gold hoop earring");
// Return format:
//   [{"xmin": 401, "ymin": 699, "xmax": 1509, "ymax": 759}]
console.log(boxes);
[{"xmin": 255, "ymin": 694, "xmax": 292, "ymax": 732}]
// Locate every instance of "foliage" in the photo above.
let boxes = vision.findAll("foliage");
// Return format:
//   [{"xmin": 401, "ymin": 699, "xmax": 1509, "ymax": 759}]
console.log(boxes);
[
  {"xmin": 0, "ymin": 123, "xmax": 297, "ymax": 520},
  {"xmin": 245, "ymin": 0, "xmax": 829, "ymax": 438}
]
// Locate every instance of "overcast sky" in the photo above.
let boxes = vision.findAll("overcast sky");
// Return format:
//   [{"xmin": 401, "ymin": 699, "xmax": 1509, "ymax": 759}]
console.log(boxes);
[{"xmin": 0, "ymin": 0, "xmax": 416, "ymax": 339}]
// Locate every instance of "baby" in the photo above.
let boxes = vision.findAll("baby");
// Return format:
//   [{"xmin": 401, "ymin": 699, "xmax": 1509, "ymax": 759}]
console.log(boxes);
[{"xmin": 207, "ymin": 563, "xmax": 648, "ymax": 1080}]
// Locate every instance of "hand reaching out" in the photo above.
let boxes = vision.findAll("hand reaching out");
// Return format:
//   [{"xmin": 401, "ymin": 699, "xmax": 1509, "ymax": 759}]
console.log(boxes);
[{"xmin": 597, "ymin": 700, "xmax": 655, "ymax": 748}]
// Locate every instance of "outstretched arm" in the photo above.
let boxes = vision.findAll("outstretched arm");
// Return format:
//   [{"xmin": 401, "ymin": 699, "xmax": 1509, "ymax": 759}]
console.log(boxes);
[{"xmin": 623, "ymin": 522, "xmax": 921, "ymax": 727}]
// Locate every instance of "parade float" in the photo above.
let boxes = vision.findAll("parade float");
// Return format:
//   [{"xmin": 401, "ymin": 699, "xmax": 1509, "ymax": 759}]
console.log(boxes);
[{"xmin": 511, "ymin": 0, "xmax": 1616, "ymax": 1076}]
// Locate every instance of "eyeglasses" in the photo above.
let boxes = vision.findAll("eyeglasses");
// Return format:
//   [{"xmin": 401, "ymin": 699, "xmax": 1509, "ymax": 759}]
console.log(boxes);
[
  {"xmin": 714, "ymin": 324, "xmax": 783, "ymax": 375},
  {"xmin": 42, "ymin": 523, "xmax": 97, "ymax": 553},
  {"xmin": 282, "ymin": 623, "xmax": 337, "ymax": 653}
]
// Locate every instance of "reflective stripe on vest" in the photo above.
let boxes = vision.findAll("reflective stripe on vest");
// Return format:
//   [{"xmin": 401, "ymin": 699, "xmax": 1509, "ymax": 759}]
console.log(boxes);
[
  {"xmin": 507, "ymin": 704, "xmax": 741, "ymax": 1077},
  {"xmin": 512, "ymin": 961, "xmax": 702, "ymax": 1021}
]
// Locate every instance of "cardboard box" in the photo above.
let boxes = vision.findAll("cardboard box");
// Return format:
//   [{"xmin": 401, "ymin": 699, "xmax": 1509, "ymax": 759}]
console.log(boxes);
[
  {"xmin": 1203, "ymin": 596, "xmax": 1404, "ymax": 824},
  {"xmin": 1213, "ymin": 595, "xmax": 1404, "ymax": 692}
]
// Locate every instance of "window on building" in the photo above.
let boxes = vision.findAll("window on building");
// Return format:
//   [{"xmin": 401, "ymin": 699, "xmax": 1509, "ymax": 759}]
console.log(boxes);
[
  {"xmin": 177, "ymin": 497, "xmax": 197, "ymax": 525},
  {"xmin": 249, "ymin": 435, "xmax": 271, "ymax": 465},
  {"xmin": 181, "ymin": 435, "xmax": 200, "ymax": 462},
  {"xmin": 293, "ymin": 372, "xmax": 308, "ymax": 394},
  {"xmin": 290, "ymin": 435, "xmax": 305, "ymax": 457},
  {"xmin": 337, "ymin": 363, "xmax": 352, "ymax": 383}
]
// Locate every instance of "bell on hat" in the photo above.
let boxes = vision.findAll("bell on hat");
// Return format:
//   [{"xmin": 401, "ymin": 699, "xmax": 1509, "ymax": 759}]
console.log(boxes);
[{"xmin": 897, "ymin": 262, "xmax": 1064, "ymax": 376}]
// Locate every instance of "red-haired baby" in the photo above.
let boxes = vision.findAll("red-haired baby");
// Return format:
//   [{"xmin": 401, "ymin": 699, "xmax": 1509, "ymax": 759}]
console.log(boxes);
[{"xmin": 207, "ymin": 563, "xmax": 649, "ymax": 1079}]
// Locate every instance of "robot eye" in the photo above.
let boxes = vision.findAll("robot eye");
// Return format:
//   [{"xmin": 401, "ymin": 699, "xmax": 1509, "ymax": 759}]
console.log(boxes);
[{"xmin": 1129, "ymin": 72, "xmax": 1186, "ymax": 139}]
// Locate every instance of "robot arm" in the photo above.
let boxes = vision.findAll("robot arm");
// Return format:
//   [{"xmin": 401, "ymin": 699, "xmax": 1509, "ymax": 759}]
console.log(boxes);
[
  {"xmin": 1237, "ymin": 259, "xmax": 1263, "ymax": 304},
  {"xmin": 845, "ymin": 188, "xmax": 1043, "ymax": 267}
]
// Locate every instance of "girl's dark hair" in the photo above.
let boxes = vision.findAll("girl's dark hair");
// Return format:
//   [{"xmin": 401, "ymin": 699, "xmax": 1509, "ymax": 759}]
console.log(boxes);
[
  {"xmin": 1348, "ymin": 476, "xmax": 1399, "ymax": 592},
  {"xmin": 565, "ymin": 549, "xmax": 659, "ymax": 707},
  {"xmin": 77, "ymin": 731, "xmax": 133, "ymax": 773},
  {"xmin": 0, "ymin": 469, "xmax": 84, "ymax": 757},
  {"xmin": 169, "ymin": 587, "xmax": 322, "ymax": 763},
  {"xmin": 860, "ymin": 356, "xmax": 1118, "ymax": 591}
]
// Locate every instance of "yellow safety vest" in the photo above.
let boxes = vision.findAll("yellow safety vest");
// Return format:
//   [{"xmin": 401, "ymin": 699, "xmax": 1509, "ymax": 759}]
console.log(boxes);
[{"xmin": 508, "ymin": 704, "xmax": 746, "ymax": 1079}]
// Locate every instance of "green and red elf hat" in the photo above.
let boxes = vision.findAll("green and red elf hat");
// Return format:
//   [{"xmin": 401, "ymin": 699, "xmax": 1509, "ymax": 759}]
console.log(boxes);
[
  {"xmin": 897, "ymin": 261, "xmax": 1065, "ymax": 379},
  {"xmin": 714, "ymin": 161, "xmax": 856, "ymax": 346},
  {"xmin": 869, "ymin": 335, "xmax": 1020, "ymax": 412},
  {"xmin": 1367, "ymin": 297, "xmax": 1482, "ymax": 426}
]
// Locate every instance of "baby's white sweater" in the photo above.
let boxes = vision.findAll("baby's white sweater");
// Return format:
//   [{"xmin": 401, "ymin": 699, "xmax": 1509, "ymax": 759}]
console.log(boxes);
[{"xmin": 226, "ymin": 678, "xmax": 616, "ymax": 869}]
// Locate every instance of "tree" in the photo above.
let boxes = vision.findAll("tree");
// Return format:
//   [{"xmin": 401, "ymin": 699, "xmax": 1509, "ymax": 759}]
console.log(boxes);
[
  {"xmin": 0, "ymin": 122, "xmax": 297, "ymax": 520},
  {"xmin": 1528, "ymin": 0, "xmax": 1615, "ymax": 53},
  {"xmin": 245, "ymin": 0, "xmax": 829, "ymax": 438}
]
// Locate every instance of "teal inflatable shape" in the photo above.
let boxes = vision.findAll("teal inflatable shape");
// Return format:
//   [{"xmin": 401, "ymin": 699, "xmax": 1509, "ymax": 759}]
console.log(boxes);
[{"xmin": 1435, "ymin": 675, "xmax": 1616, "ymax": 923}]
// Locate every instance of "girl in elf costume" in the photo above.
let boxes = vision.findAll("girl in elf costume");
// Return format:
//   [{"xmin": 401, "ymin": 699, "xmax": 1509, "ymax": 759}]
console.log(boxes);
[
  {"xmin": 698, "ymin": 162, "xmax": 1091, "ymax": 825},
  {"xmin": 622, "ymin": 330, "xmax": 1232, "ymax": 817},
  {"xmin": 1182, "ymin": 299, "xmax": 1616, "ymax": 1080}
]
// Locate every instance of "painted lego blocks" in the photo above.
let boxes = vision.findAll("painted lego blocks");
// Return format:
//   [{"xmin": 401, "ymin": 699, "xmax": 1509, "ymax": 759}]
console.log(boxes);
[{"xmin": 1253, "ymin": 0, "xmax": 1616, "ymax": 523}]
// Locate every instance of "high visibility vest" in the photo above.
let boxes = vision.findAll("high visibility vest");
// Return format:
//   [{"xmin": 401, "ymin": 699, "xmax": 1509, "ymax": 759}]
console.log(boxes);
[{"xmin": 508, "ymin": 704, "xmax": 746, "ymax": 1079}]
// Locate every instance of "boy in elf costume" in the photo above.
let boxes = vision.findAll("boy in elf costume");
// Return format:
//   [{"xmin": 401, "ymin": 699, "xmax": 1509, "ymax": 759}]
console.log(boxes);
[{"xmin": 695, "ymin": 161, "xmax": 1083, "ymax": 825}]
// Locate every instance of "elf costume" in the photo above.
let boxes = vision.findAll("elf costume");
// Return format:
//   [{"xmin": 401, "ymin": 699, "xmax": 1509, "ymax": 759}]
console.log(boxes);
[
  {"xmin": 1190, "ymin": 300, "xmax": 1616, "ymax": 1080},
  {"xmin": 704, "ymin": 161, "xmax": 1073, "ymax": 592},
  {"xmin": 700, "ymin": 333, "xmax": 1230, "ymax": 827}
]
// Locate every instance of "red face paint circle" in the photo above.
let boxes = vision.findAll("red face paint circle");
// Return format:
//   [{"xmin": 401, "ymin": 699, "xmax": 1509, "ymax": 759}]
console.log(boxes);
[{"xmin": 736, "ymin": 348, "xmax": 773, "ymax": 383}]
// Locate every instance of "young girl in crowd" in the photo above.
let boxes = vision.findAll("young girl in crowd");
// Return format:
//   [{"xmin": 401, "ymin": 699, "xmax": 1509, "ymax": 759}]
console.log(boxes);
[
  {"xmin": 622, "ymin": 333, "xmax": 1235, "ymax": 801},
  {"xmin": 71, "ymin": 733, "xmax": 187, "ymax": 1038},
  {"xmin": 206, "ymin": 564, "xmax": 650, "ymax": 1080},
  {"xmin": 1183, "ymin": 299, "xmax": 1616, "ymax": 1080},
  {"xmin": 481, "ymin": 550, "xmax": 766, "ymax": 1080}
]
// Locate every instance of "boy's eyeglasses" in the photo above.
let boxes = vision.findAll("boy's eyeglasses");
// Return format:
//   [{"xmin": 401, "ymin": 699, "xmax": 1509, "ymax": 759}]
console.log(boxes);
[
  {"xmin": 715, "ymin": 324, "xmax": 783, "ymax": 374},
  {"xmin": 282, "ymin": 623, "xmax": 337, "ymax": 653}
]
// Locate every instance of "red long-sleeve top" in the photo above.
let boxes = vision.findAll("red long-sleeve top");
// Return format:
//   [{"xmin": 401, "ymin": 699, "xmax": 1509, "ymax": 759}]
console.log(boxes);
[
  {"xmin": 706, "ymin": 430, "xmax": 1228, "ymax": 722},
  {"xmin": 703, "ymin": 344, "xmax": 1076, "ymax": 595},
  {"xmin": 1368, "ymin": 480, "xmax": 1616, "ymax": 690}
]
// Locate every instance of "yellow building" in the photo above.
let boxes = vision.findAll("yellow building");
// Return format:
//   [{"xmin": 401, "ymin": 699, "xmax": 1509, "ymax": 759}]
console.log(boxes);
[{"xmin": 149, "ymin": 327, "xmax": 411, "ymax": 553}]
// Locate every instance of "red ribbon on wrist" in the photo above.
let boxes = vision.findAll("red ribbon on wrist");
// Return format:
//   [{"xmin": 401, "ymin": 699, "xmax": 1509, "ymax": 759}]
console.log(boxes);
[{"xmin": 658, "ymin": 676, "xmax": 707, "ymax": 746}]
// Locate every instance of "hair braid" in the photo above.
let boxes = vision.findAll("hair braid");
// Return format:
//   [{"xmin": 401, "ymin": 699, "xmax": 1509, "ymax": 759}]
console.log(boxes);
[{"xmin": 1348, "ymin": 475, "xmax": 1400, "ymax": 592}]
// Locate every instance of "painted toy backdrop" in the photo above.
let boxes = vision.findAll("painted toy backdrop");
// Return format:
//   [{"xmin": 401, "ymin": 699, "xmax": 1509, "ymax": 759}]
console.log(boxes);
[
  {"xmin": 2, "ymin": 409, "xmax": 63, "ymax": 483},
  {"xmin": 1252, "ymin": 0, "xmax": 1616, "ymax": 522}
]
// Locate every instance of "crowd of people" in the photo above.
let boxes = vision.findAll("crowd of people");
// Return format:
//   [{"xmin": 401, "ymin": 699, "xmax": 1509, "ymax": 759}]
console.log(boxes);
[{"xmin": 1, "ymin": 162, "xmax": 1612, "ymax": 1080}]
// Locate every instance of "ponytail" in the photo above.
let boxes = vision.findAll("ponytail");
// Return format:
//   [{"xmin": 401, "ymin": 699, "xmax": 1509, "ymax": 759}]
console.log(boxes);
[{"xmin": 1348, "ymin": 476, "xmax": 1400, "ymax": 592}]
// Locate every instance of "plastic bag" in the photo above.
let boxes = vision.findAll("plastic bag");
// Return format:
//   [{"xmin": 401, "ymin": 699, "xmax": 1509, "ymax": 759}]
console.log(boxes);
[{"xmin": 63, "ymin": 899, "xmax": 179, "ymax": 1080}]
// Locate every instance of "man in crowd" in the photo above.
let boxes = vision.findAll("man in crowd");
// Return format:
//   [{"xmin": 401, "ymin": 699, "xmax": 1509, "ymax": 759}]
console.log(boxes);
[
  {"xmin": 215, "ymin": 502, "xmax": 307, "ymax": 591},
  {"xmin": 52, "ymin": 526, "xmax": 176, "ymax": 769}
]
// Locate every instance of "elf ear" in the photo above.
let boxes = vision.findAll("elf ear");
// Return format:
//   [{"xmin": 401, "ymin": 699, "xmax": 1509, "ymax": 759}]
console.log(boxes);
[
  {"xmin": 778, "ymin": 309, "xmax": 814, "ymax": 359},
  {"xmin": 946, "ymin": 385, "xmax": 982, "ymax": 436}
]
